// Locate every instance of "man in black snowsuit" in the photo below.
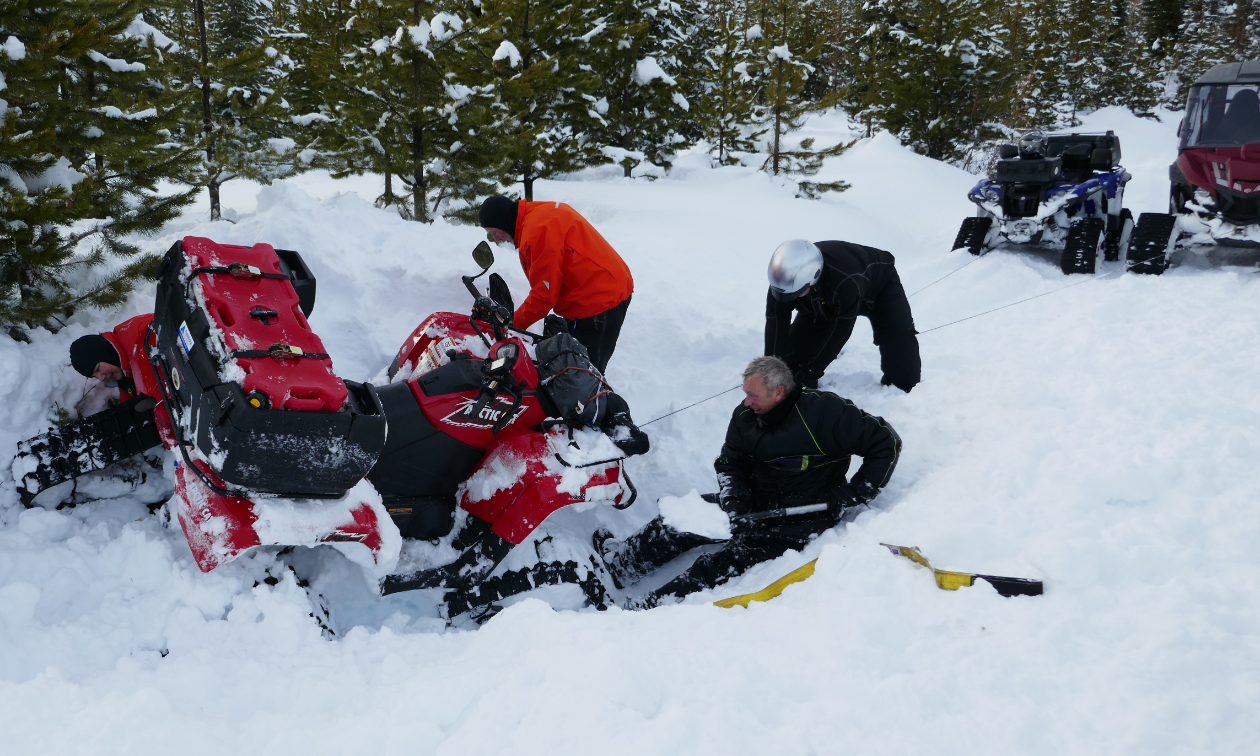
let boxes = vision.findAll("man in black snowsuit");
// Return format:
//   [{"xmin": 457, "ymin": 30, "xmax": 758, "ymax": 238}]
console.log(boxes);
[
  {"xmin": 599, "ymin": 356, "xmax": 901, "ymax": 609},
  {"xmin": 765, "ymin": 239, "xmax": 921, "ymax": 392}
]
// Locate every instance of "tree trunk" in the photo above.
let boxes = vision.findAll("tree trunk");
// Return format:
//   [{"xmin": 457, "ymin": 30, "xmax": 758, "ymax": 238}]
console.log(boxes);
[
  {"xmin": 195, "ymin": 0, "xmax": 218, "ymax": 221},
  {"xmin": 411, "ymin": 1, "xmax": 428, "ymax": 222},
  {"xmin": 524, "ymin": 172, "xmax": 534, "ymax": 201},
  {"xmin": 772, "ymin": 62, "xmax": 783, "ymax": 175}
]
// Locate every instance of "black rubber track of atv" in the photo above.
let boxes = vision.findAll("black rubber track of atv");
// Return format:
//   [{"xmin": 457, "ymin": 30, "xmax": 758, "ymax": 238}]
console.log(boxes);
[
  {"xmin": 1061, "ymin": 218, "xmax": 1104, "ymax": 275},
  {"xmin": 1127, "ymin": 213, "xmax": 1178, "ymax": 275},
  {"xmin": 1103, "ymin": 208, "xmax": 1133, "ymax": 262},
  {"xmin": 953, "ymin": 216, "xmax": 992, "ymax": 255}
]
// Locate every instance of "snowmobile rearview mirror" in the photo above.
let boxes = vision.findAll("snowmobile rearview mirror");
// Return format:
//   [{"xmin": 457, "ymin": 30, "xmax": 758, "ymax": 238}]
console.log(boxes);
[{"xmin": 472, "ymin": 241, "xmax": 495, "ymax": 271}]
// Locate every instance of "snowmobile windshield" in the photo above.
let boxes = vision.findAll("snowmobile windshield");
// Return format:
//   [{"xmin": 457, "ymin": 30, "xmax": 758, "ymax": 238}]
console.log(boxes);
[{"xmin": 1182, "ymin": 84, "xmax": 1260, "ymax": 148}]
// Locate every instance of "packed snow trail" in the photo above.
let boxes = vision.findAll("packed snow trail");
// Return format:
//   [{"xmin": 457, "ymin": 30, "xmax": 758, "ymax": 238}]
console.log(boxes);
[{"xmin": 2, "ymin": 108, "xmax": 1258, "ymax": 755}]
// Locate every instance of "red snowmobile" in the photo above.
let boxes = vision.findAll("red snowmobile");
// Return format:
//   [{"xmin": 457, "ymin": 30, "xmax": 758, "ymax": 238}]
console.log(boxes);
[
  {"xmin": 1130, "ymin": 60, "xmax": 1260, "ymax": 272},
  {"xmin": 13, "ymin": 237, "xmax": 639, "ymax": 622}
]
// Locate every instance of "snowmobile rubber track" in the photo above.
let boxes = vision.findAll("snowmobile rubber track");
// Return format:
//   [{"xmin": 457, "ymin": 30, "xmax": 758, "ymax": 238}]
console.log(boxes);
[
  {"xmin": 953, "ymin": 217, "xmax": 992, "ymax": 255},
  {"xmin": 1061, "ymin": 218, "xmax": 1105, "ymax": 274},
  {"xmin": 1102, "ymin": 208, "xmax": 1134, "ymax": 262},
  {"xmin": 444, "ymin": 556, "xmax": 612, "ymax": 620},
  {"xmin": 1127, "ymin": 213, "xmax": 1178, "ymax": 275},
  {"xmin": 14, "ymin": 397, "xmax": 162, "ymax": 506},
  {"xmin": 380, "ymin": 531, "xmax": 514, "ymax": 596}
]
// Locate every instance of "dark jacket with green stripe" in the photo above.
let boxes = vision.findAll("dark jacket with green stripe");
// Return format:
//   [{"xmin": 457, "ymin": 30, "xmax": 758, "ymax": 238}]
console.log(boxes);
[{"xmin": 714, "ymin": 388, "xmax": 901, "ymax": 514}]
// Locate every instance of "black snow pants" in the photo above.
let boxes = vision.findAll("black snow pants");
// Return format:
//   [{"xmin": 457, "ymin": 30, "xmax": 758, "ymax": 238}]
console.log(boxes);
[
  {"xmin": 606, "ymin": 515, "xmax": 835, "ymax": 607},
  {"xmin": 788, "ymin": 272, "xmax": 921, "ymax": 392},
  {"xmin": 564, "ymin": 295, "xmax": 631, "ymax": 375}
]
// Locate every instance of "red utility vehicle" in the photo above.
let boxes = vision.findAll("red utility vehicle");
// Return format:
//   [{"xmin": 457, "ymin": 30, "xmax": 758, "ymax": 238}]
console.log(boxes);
[{"xmin": 1130, "ymin": 60, "xmax": 1260, "ymax": 272}]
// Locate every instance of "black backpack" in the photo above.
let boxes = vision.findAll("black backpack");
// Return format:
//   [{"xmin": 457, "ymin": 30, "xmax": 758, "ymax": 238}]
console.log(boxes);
[{"xmin": 535, "ymin": 333, "xmax": 610, "ymax": 425}]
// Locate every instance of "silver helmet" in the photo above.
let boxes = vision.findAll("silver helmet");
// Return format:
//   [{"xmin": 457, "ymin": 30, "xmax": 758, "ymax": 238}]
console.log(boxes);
[
  {"xmin": 767, "ymin": 240, "xmax": 823, "ymax": 301},
  {"xmin": 1018, "ymin": 130, "xmax": 1048, "ymax": 159}
]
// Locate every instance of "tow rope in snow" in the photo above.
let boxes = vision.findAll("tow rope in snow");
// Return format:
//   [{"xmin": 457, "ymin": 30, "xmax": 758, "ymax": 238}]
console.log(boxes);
[
  {"xmin": 907, "ymin": 253, "xmax": 988, "ymax": 298},
  {"xmin": 918, "ymin": 263, "xmax": 1128, "ymax": 335},
  {"xmin": 640, "ymin": 385, "xmax": 741, "ymax": 427},
  {"xmin": 640, "ymin": 262, "xmax": 1127, "ymax": 426}
]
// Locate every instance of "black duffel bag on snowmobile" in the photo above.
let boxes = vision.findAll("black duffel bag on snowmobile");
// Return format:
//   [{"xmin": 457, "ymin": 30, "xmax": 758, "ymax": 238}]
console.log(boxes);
[
  {"xmin": 151, "ymin": 236, "xmax": 386, "ymax": 497},
  {"xmin": 534, "ymin": 333, "xmax": 611, "ymax": 425}
]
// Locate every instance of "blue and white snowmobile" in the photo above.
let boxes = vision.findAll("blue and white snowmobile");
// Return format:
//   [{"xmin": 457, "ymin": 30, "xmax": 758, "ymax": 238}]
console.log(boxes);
[{"xmin": 952, "ymin": 131, "xmax": 1133, "ymax": 274}]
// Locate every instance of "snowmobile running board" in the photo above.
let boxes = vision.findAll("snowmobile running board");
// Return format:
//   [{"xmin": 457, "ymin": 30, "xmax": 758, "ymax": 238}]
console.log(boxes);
[{"xmin": 713, "ymin": 545, "xmax": 1043, "ymax": 609}]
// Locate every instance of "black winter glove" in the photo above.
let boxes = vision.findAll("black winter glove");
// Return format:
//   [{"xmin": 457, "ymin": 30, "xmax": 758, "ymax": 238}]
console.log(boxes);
[
  {"xmin": 826, "ymin": 480, "xmax": 879, "ymax": 516},
  {"xmin": 542, "ymin": 314, "xmax": 570, "ymax": 339},
  {"xmin": 792, "ymin": 367, "xmax": 820, "ymax": 390},
  {"xmin": 716, "ymin": 473, "xmax": 753, "ymax": 515}
]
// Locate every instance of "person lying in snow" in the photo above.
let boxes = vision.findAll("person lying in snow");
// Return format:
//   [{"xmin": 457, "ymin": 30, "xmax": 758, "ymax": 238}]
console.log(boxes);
[
  {"xmin": 68, "ymin": 313, "xmax": 157, "ymax": 412},
  {"xmin": 764, "ymin": 239, "xmax": 921, "ymax": 392},
  {"xmin": 595, "ymin": 356, "xmax": 901, "ymax": 609}
]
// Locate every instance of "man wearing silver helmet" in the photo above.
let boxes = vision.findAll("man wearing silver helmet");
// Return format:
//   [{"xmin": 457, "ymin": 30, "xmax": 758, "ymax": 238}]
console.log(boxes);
[{"xmin": 765, "ymin": 239, "xmax": 921, "ymax": 392}]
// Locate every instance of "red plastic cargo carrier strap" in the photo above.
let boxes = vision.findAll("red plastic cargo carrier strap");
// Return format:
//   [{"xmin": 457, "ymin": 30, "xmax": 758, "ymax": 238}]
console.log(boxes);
[{"xmin": 181, "ymin": 236, "xmax": 347, "ymax": 413}]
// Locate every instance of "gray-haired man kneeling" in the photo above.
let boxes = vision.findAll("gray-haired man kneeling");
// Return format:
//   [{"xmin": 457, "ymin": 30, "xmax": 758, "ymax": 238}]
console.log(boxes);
[{"xmin": 597, "ymin": 356, "xmax": 902, "ymax": 609}]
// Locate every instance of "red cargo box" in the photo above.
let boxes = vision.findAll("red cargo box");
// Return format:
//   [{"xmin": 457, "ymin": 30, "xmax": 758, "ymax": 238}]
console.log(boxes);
[{"xmin": 182, "ymin": 236, "xmax": 346, "ymax": 413}]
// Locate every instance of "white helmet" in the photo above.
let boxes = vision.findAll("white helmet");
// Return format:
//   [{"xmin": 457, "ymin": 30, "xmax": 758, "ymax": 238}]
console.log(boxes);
[{"xmin": 767, "ymin": 240, "xmax": 823, "ymax": 301}]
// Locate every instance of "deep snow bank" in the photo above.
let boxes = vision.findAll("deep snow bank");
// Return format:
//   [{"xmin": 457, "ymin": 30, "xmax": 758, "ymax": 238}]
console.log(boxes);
[{"xmin": 2, "ymin": 108, "xmax": 1258, "ymax": 755}]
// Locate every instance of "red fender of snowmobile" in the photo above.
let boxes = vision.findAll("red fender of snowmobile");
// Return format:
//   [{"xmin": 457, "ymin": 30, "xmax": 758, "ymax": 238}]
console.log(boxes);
[
  {"xmin": 459, "ymin": 431, "xmax": 625, "ymax": 545},
  {"xmin": 172, "ymin": 458, "xmax": 388, "ymax": 573}
]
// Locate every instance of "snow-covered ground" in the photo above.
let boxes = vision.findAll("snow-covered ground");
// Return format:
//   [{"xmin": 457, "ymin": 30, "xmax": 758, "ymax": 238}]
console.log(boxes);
[{"xmin": 3, "ymin": 108, "xmax": 1258, "ymax": 755}]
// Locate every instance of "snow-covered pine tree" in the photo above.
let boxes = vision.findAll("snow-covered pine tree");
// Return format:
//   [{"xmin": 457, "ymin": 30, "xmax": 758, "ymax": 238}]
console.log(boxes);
[
  {"xmin": 989, "ymin": 0, "xmax": 1058, "ymax": 134},
  {"xmin": 1165, "ymin": 0, "xmax": 1260, "ymax": 106},
  {"xmin": 149, "ymin": 0, "xmax": 307, "ymax": 221},
  {"xmin": 832, "ymin": 0, "xmax": 893, "ymax": 137},
  {"xmin": 473, "ymin": 0, "xmax": 608, "ymax": 200},
  {"xmin": 291, "ymin": 0, "xmax": 490, "ymax": 221},
  {"xmin": 744, "ymin": 0, "xmax": 850, "ymax": 196},
  {"xmin": 588, "ymin": 0, "xmax": 696, "ymax": 176},
  {"xmin": 863, "ymin": 0, "xmax": 1004, "ymax": 162},
  {"xmin": 0, "ymin": 1, "xmax": 198, "ymax": 336},
  {"xmin": 692, "ymin": 0, "xmax": 764, "ymax": 165},
  {"xmin": 1092, "ymin": 0, "xmax": 1161, "ymax": 117},
  {"xmin": 1047, "ymin": 0, "xmax": 1113, "ymax": 126}
]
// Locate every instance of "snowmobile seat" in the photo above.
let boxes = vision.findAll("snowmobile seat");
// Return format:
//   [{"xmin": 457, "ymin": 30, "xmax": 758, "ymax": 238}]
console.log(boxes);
[{"xmin": 1059, "ymin": 143, "xmax": 1096, "ymax": 182}]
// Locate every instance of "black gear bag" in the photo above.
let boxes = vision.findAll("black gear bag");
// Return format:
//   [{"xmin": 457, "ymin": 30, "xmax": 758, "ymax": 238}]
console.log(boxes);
[{"xmin": 534, "ymin": 333, "xmax": 610, "ymax": 425}]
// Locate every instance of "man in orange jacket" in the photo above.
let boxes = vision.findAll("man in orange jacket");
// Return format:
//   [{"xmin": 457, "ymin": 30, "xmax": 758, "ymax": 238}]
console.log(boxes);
[{"xmin": 479, "ymin": 195, "xmax": 634, "ymax": 374}]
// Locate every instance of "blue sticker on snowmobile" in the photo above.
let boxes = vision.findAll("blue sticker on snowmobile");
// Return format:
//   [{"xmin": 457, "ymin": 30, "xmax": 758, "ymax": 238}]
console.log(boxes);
[{"xmin": 177, "ymin": 322, "xmax": 195, "ymax": 355}]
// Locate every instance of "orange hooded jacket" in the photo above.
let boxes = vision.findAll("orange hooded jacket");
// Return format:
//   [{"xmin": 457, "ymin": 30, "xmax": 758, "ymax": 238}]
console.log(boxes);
[{"xmin": 511, "ymin": 200, "xmax": 634, "ymax": 329}]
